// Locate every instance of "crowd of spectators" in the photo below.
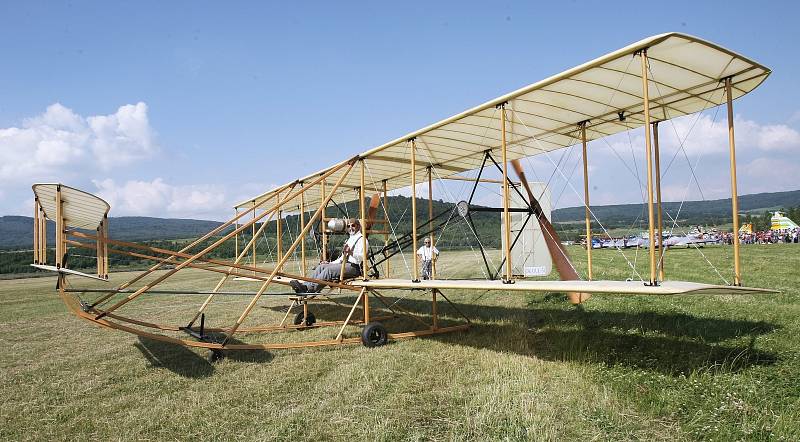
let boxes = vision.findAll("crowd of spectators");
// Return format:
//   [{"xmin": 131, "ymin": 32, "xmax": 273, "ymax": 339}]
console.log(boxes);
[{"xmin": 721, "ymin": 228, "xmax": 800, "ymax": 245}]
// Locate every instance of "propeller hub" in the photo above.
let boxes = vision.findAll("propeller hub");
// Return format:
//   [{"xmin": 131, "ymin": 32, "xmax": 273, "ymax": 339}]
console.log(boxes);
[{"xmin": 456, "ymin": 200, "xmax": 470, "ymax": 218}]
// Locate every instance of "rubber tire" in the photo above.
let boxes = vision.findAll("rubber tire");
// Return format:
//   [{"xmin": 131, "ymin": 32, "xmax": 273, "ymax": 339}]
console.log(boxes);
[
  {"xmin": 361, "ymin": 322, "xmax": 388, "ymax": 348},
  {"xmin": 293, "ymin": 311, "xmax": 316, "ymax": 327}
]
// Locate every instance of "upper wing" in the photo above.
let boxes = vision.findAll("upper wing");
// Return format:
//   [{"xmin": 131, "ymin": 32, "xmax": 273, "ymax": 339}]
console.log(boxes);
[{"xmin": 236, "ymin": 33, "xmax": 770, "ymax": 211}]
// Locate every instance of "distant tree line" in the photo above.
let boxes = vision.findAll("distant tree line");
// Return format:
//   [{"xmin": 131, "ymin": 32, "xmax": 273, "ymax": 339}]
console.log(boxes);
[{"xmin": 2, "ymin": 197, "xmax": 798, "ymax": 275}]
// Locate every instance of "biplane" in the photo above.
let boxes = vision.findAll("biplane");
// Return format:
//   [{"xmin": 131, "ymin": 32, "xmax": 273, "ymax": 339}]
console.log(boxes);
[{"xmin": 30, "ymin": 33, "xmax": 777, "ymax": 361}]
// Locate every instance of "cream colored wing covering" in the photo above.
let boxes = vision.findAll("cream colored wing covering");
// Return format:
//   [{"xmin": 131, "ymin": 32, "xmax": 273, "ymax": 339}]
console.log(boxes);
[
  {"xmin": 33, "ymin": 183, "xmax": 110, "ymax": 230},
  {"xmin": 236, "ymin": 33, "xmax": 769, "ymax": 211},
  {"xmin": 352, "ymin": 279, "xmax": 778, "ymax": 296}
]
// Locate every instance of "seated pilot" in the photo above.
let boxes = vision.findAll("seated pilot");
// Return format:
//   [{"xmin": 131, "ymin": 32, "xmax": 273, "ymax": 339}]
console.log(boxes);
[{"xmin": 289, "ymin": 218, "xmax": 368, "ymax": 293}]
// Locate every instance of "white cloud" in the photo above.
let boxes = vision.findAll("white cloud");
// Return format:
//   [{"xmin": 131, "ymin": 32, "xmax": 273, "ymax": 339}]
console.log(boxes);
[
  {"xmin": 596, "ymin": 113, "xmax": 800, "ymax": 158},
  {"xmin": 388, "ymin": 182, "xmax": 430, "ymax": 199},
  {"xmin": 88, "ymin": 103, "xmax": 156, "ymax": 168},
  {"xmin": 24, "ymin": 102, "xmax": 85, "ymax": 131},
  {"xmin": 669, "ymin": 114, "xmax": 800, "ymax": 153},
  {"xmin": 231, "ymin": 182, "xmax": 281, "ymax": 207},
  {"xmin": 0, "ymin": 102, "xmax": 156, "ymax": 183},
  {"xmin": 751, "ymin": 123, "xmax": 800, "ymax": 150},
  {"xmin": 0, "ymin": 104, "xmax": 87, "ymax": 180},
  {"xmin": 740, "ymin": 157, "xmax": 800, "ymax": 195},
  {"xmin": 93, "ymin": 178, "xmax": 229, "ymax": 219}
]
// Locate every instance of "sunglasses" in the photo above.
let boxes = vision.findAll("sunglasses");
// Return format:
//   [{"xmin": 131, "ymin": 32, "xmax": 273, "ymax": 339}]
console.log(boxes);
[{"xmin": 347, "ymin": 224, "xmax": 358, "ymax": 228}]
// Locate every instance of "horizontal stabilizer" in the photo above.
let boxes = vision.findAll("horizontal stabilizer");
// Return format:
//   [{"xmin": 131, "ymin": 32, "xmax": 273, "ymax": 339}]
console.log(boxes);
[
  {"xmin": 32, "ymin": 183, "xmax": 110, "ymax": 230},
  {"xmin": 30, "ymin": 264, "xmax": 108, "ymax": 282}
]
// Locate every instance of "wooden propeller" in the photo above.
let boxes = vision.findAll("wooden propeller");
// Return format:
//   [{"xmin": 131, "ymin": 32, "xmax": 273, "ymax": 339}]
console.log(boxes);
[
  {"xmin": 365, "ymin": 193, "xmax": 381, "ymax": 232},
  {"xmin": 510, "ymin": 159, "xmax": 590, "ymax": 304}
]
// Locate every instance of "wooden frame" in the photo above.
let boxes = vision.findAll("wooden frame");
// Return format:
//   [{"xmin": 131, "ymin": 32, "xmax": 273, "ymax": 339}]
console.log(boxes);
[
  {"xmin": 40, "ymin": 204, "xmax": 47, "ymax": 265},
  {"xmin": 360, "ymin": 159, "xmax": 368, "ymax": 280},
  {"xmin": 41, "ymin": 152, "xmax": 475, "ymax": 353},
  {"xmin": 276, "ymin": 190, "xmax": 283, "ymax": 263},
  {"xmin": 499, "ymin": 104, "xmax": 512, "ymax": 282},
  {"xmin": 221, "ymin": 158, "xmax": 359, "ymax": 343},
  {"xmin": 300, "ymin": 182, "xmax": 306, "ymax": 276},
  {"xmin": 428, "ymin": 166, "xmax": 436, "ymax": 280},
  {"xmin": 580, "ymin": 121, "xmax": 593, "ymax": 280},
  {"xmin": 94, "ymin": 169, "xmax": 332, "ymax": 318},
  {"xmin": 234, "ymin": 208, "xmax": 239, "ymax": 259},
  {"xmin": 321, "ymin": 177, "xmax": 328, "ymax": 262},
  {"xmin": 33, "ymin": 198, "xmax": 40, "ymax": 264},
  {"xmin": 55, "ymin": 185, "xmax": 63, "ymax": 268},
  {"xmin": 382, "ymin": 179, "xmax": 389, "ymax": 278},
  {"xmin": 84, "ymin": 182, "xmax": 295, "ymax": 310},
  {"xmin": 725, "ymin": 77, "xmax": 742, "ymax": 286},
  {"xmin": 251, "ymin": 201, "xmax": 257, "ymax": 273},
  {"xmin": 640, "ymin": 49, "xmax": 658, "ymax": 286},
  {"xmin": 410, "ymin": 138, "xmax": 420, "ymax": 282},
  {"xmin": 653, "ymin": 121, "xmax": 666, "ymax": 281},
  {"xmin": 96, "ymin": 218, "xmax": 103, "ymax": 278},
  {"xmin": 57, "ymin": 281, "xmax": 470, "ymax": 351}
]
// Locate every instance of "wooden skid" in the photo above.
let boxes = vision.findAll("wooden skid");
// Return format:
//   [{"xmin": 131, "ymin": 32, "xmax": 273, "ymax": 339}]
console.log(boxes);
[{"xmin": 59, "ymin": 281, "xmax": 469, "ymax": 351}]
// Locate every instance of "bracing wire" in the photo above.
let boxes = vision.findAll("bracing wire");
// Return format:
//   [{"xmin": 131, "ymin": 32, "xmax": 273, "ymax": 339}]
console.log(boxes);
[
  {"xmin": 363, "ymin": 158, "xmax": 413, "ymax": 278},
  {"xmin": 511, "ymin": 108, "xmax": 645, "ymax": 281},
  {"xmin": 646, "ymin": 65, "xmax": 730, "ymax": 283},
  {"xmin": 417, "ymin": 140, "xmax": 493, "ymax": 279}
]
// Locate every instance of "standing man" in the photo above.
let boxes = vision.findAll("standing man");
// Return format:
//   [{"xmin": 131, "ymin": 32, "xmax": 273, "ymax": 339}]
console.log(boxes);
[
  {"xmin": 416, "ymin": 237, "xmax": 439, "ymax": 280},
  {"xmin": 289, "ymin": 218, "xmax": 367, "ymax": 293}
]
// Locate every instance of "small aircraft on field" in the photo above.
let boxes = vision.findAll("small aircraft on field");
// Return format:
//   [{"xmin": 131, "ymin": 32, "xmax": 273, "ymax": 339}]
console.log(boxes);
[
  {"xmin": 608, "ymin": 228, "xmax": 721, "ymax": 249},
  {"xmin": 30, "ymin": 33, "xmax": 777, "ymax": 360}
]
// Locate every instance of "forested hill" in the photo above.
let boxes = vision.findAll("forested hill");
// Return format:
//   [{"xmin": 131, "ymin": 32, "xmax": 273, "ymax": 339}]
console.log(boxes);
[
  {"xmin": 551, "ymin": 189, "xmax": 800, "ymax": 225},
  {"xmin": 2, "ymin": 189, "xmax": 799, "ymax": 250},
  {"xmin": 0, "ymin": 216, "xmax": 226, "ymax": 250},
  {"xmin": 0, "ymin": 198, "xmax": 496, "ymax": 250}
]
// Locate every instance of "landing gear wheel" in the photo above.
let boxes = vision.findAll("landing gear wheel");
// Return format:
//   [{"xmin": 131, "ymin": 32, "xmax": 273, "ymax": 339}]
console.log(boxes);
[
  {"xmin": 361, "ymin": 322, "xmax": 388, "ymax": 348},
  {"xmin": 207, "ymin": 349, "xmax": 224, "ymax": 363},
  {"xmin": 294, "ymin": 311, "xmax": 316, "ymax": 327}
]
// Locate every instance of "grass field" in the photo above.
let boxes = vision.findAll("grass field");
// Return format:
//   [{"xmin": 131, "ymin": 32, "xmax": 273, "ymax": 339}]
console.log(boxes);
[{"xmin": 1, "ymin": 244, "xmax": 798, "ymax": 441}]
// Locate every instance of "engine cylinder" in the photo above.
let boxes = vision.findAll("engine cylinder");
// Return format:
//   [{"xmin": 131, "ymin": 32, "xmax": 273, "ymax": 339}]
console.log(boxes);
[{"xmin": 327, "ymin": 218, "xmax": 346, "ymax": 232}]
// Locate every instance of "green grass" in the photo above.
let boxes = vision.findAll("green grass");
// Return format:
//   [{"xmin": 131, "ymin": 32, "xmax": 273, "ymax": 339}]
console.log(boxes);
[{"xmin": 1, "ymin": 245, "xmax": 798, "ymax": 441}]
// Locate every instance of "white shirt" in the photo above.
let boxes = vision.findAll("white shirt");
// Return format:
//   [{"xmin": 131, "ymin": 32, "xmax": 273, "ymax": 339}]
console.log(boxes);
[
  {"xmin": 333, "ymin": 233, "xmax": 368, "ymax": 265},
  {"xmin": 416, "ymin": 245, "xmax": 439, "ymax": 261}
]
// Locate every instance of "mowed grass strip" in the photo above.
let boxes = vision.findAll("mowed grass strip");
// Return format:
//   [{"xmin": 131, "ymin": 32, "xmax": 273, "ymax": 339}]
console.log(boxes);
[{"xmin": 0, "ymin": 245, "xmax": 798, "ymax": 440}]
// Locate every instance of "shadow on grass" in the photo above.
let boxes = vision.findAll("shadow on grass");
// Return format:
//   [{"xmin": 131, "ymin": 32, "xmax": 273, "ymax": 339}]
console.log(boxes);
[
  {"xmin": 135, "ymin": 335, "xmax": 273, "ymax": 377},
  {"xmin": 229, "ymin": 291, "xmax": 780, "ymax": 376},
  {"xmin": 381, "ymin": 295, "xmax": 779, "ymax": 376},
  {"xmin": 135, "ymin": 337, "xmax": 215, "ymax": 378}
]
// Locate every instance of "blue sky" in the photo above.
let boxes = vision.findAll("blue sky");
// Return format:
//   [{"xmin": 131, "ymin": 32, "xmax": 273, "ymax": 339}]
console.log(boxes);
[{"xmin": 1, "ymin": 1, "xmax": 798, "ymax": 220}]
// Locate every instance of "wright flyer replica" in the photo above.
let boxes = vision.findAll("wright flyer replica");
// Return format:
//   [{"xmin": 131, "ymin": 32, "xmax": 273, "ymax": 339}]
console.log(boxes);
[{"xmin": 31, "ymin": 33, "xmax": 776, "ymax": 358}]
